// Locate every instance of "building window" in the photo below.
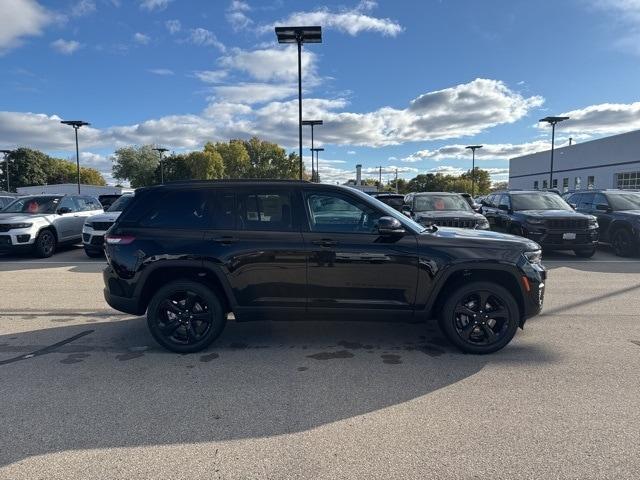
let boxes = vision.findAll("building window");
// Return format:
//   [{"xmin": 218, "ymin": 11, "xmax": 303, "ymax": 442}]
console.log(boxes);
[
  {"xmin": 575, "ymin": 177, "xmax": 582, "ymax": 190},
  {"xmin": 533, "ymin": 181, "xmax": 539, "ymax": 190},
  {"xmin": 587, "ymin": 176, "xmax": 595, "ymax": 189},
  {"xmin": 616, "ymin": 172, "xmax": 640, "ymax": 190},
  {"xmin": 542, "ymin": 179, "xmax": 548, "ymax": 189},
  {"xmin": 563, "ymin": 178, "xmax": 569, "ymax": 192},
  {"xmin": 552, "ymin": 179, "xmax": 558, "ymax": 189}
]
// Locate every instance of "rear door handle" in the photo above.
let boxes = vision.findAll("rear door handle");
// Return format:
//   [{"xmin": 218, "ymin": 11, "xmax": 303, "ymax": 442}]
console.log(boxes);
[
  {"xmin": 211, "ymin": 236, "xmax": 237, "ymax": 245},
  {"xmin": 312, "ymin": 239, "xmax": 338, "ymax": 247}
]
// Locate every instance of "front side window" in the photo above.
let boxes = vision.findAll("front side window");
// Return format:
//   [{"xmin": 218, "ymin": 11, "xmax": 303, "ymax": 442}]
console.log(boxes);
[
  {"xmin": 498, "ymin": 194, "xmax": 511, "ymax": 209},
  {"xmin": 577, "ymin": 192, "xmax": 594, "ymax": 210},
  {"xmin": 139, "ymin": 190, "xmax": 208, "ymax": 229},
  {"xmin": 306, "ymin": 192, "xmax": 382, "ymax": 234},
  {"xmin": 3, "ymin": 196, "xmax": 62, "ymax": 214},
  {"xmin": 511, "ymin": 193, "xmax": 572, "ymax": 211},
  {"xmin": 237, "ymin": 192, "xmax": 293, "ymax": 232},
  {"xmin": 413, "ymin": 194, "xmax": 472, "ymax": 212},
  {"xmin": 607, "ymin": 192, "xmax": 640, "ymax": 210}
]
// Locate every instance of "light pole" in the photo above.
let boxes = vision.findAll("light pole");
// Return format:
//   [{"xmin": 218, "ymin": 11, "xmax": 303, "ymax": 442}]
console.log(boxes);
[
  {"xmin": 465, "ymin": 145, "xmax": 483, "ymax": 197},
  {"xmin": 539, "ymin": 116, "xmax": 570, "ymax": 188},
  {"xmin": 302, "ymin": 119, "xmax": 323, "ymax": 181},
  {"xmin": 153, "ymin": 147, "xmax": 169, "ymax": 184},
  {"xmin": 275, "ymin": 26, "xmax": 322, "ymax": 180},
  {"xmin": 0, "ymin": 149, "xmax": 13, "ymax": 192},
  {"xmin": 310, "ymin": 147, "xmax": 324, "ymax": 182},
  {"xmin": 61, "ymin": 120, "xmax": 90, "ymax": 194}
]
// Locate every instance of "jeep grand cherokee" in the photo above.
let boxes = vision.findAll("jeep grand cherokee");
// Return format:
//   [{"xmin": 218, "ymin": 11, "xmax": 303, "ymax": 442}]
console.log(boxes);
[{"xmin": 103, "ymin": 181, "xmax": 546, "ymax": 355}]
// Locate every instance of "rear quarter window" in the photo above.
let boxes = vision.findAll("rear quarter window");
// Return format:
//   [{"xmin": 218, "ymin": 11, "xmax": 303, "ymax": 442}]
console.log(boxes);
[{"xmin": 120, "ymin": 189, "xmax": 210, "ymax": 229}]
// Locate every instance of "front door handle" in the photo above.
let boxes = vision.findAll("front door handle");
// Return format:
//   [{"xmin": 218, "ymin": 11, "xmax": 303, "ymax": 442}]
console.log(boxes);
[
  {"xmin": 312, "ymin": 239, "xmax": 338, "ymax": 247},
  {"xmin": 211, "ymin": 236, "xmax": 237, "ymax": 245}
]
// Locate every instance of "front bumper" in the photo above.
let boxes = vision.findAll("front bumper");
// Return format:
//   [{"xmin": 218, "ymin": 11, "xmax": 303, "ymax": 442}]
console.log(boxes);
[
  {"xmin": 82, "ymin": 227, "xmax": 108, "ymax": 249},
  {"xmin": 522, "ymin": 226, "xmax": 599, "ymax": 250},
  {"xmin": 0, "ymin": 226, "xmax": 37, "ymax": 250},
  {"xmin": 519, "ymin": 260, "xmax": 546, "ymax": 322}
]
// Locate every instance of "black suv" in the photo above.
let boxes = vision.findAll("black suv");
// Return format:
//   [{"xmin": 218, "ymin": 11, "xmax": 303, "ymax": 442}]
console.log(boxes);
[
  {"xmin": 402, "ymin": 192, "xmax": 490, "ymax": 229},
  {"xmin": 371, "ymin": 193, "xmax": 405, "ymax": 211},
  {"xmin": 482, "ymin": 190, "xmax": 599, "ymax": 257},
  {"xmin": 103, "ymin": 181, "xmax": 546, "ymax": 355},
  {"xmin": 567, "ymin": 189, "xmax": 640, "ymax": 256}
]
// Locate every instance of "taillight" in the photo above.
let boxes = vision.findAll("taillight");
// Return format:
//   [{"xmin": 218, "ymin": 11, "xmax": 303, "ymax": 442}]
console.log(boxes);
[{"xmin": 105, "ymin": 234, "xmax": 136, "ymax": 245}]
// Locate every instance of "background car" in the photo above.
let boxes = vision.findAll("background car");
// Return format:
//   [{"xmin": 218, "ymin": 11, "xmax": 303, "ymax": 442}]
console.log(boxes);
[
  {"xmin": 481, "ymin": 190, "xmax": 599, "ymax": 257},
  {"xmin": 402, "ymin": 192, "xmax": 490, "ymax": 229},
  {"xmin": 567, "ymin": 189, "xmax": 640, "ymax": 256},
  {"xmin": 0, "ymin": 194, "xmax": 103, "ymax": 257},
  {"xmin": 458, "ymin": 192, "xmax": 482, "ymax": 213},
  {"xmin": 0, "ymin": 195, "xmax": 16, "ymax": 210},
  {"xmin": 83, "ymin": 193, "xmax": 134, "ymax": 257},
  {"xmin": 98, "ymin": 194, "xmax": 122, "ymax": 211},
  {"xmin": 371, "ymin": 193, "xmax": 405, "ymax": 211}
]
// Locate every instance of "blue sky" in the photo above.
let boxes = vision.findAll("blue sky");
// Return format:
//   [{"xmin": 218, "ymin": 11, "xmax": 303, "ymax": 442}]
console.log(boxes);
[{"xmin": 1, "ymin": 0, "xmax": 640, "ymax": 185}]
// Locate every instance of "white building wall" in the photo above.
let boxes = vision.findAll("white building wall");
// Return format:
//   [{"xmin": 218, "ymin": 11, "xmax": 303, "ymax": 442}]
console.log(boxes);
[{"xmin": 509, "ymin": 129, "xmax": 640, "ymax": 191}]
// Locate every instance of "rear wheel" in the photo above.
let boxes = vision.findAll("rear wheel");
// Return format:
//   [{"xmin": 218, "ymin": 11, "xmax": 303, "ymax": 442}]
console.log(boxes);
[
  {"xmin": 34, "ymin": 229, "xmax": 56, "ymax": 258},
  {"xmin": 612, "ymin": 228, "xmax": 636, "ymax": 257},
  {"xmin": 439, "ymin": 281, "xmax": 520, "ymax": 354},
  {"xmin": 574, "ymin": 247, "xmax": 596, "ymax": 258},
  {"xmin": 147, "ymin": 280, "xmax": 226, "ymax": 353}
]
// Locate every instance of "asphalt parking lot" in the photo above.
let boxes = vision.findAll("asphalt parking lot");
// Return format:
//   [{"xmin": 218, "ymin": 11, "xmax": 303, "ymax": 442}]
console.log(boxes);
[{"xmin": 1, "ymin": 246, "xmax": 639, "ymax": 479}]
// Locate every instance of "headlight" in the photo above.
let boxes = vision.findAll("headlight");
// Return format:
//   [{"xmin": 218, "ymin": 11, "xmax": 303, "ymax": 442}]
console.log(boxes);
[
  {"xmin": 85, "ymin": 222, "xmax": 94, "ymax": 228},
  {"xmin": 524, "ymin": 249, "xmax": 542, "ymax": 265},
  {"xmin": 526, "ymin": 217, "xmax": 545, "ymax": 225},
  {"xmin": 588, "ymin": 217, "xmax": 598, "ymax": 227},
  {"xmin": 477, "ymin": 219, "xmax": 490, "ymax": 230},
  {"xmin": 10, "ymin": 223, "xmax": 32, "ymax": 229}
]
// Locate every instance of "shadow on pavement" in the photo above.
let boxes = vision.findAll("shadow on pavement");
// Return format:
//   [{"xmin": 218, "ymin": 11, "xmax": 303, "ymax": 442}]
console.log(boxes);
[{"xmin": 0, "ymin": 318, "xmax": 555, "ymax": 466}]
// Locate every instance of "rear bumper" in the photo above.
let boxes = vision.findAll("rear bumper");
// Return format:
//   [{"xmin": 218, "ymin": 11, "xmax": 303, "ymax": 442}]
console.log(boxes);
[{"xmin": 103, "ymin": 267, "xmax": 144, "ymax": 315}]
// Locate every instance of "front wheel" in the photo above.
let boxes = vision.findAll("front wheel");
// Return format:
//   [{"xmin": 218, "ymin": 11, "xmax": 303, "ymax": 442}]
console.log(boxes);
[
  {"xmin": 612, "ymin": 228, "xmax": 636, "ymax": 257},
  {"xmin": 34, "ymin": 229, "xmax": 56, "ymax": 258},
  {"xmin": 574, "ymin": 247, "xmax": 596, "ymax": 258},
  {"xmin": 439, "ymin": 282, "xmax": 520, "ymax": 354},
  {"xmin": 147, "ymin": 280, "xmax": 226, "ymax": 353}
]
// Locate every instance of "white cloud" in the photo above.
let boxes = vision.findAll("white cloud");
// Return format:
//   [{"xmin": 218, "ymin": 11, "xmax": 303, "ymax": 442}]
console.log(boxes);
[
  {"xmin": 165, "ymin": 19, "xmax": 181, "ymax": 34},
  {"xmin": 50, "ymin": 38, "xmax": 81, "ymax": 54},
  {"xmin": 193, "ymin": 70, "xmax": 228, "ymax": 83},
  {"xmin": 262, "ymin": 0, "xmax": 403, "ymax": 37},
  {"xmin": 219, "ymin": 46, "xmax": 317, "ymax": 82},
  {"xmin": 187, "ymin": 28, "xmax": 226, "ymax": 52},
  {"xmin": 148, "ymin": 68, "xmax": 174, "ymax": 75},
  {"xmin": 347, "ymin": 150, "xmax": 356, "ymax": 155},
  {"xmin": 226, "ymin": 0, "xmax": 252, "ymax": 31},
  {"xmin": 402, "ymin": 140, "xmax": 559, "ymax": 162},
  {"xmin": 541, "ymin": 102, "xmax": 640, "ymax": 136},
  {"xmin": 139, "ymin": 0, "xmax": 172, "ymax": 11},
  {"xmin": 133, "ymin": 32, "xmax": 150, "ymax": 44},
  {"xmin": 211, "ymin": 83, "xmax": 297, "ymax": 104},
  {"xmin": 0, "ymin": 0, "xmax": 52, "ymax": 54},
  {"xmin": 71, "ymin": 0, "xmax": 96, "ymax": 17}
]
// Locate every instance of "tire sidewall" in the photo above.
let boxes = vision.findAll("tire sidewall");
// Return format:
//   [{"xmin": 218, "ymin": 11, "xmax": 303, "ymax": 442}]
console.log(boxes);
[
  {"xmin": 147, "ymin": 280, "xmax": 226, "ymax": 353},
  {"xmin": 613, "ymin": 229, "xmax": 633, "ymax": 257},
  {"xmin": 35, "ymin": 230, "xmax": 56, "ymax": 258},
  {"xmin": 439, "ymin": 281, "xmax": 519, "ymax": 355}
]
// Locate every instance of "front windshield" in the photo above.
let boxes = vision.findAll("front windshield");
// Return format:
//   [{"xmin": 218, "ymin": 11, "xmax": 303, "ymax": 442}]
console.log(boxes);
[
  {"xmin": 512, "ymin": 193, "xmax": 572, "ymax": 211},
  {"xmin": 349, "ymin": 188, "xmax": 426, "ymax": 233},
  {"xmin": 414, "ymin": 194, "xmax": 472, "ymax": 212},
  {"xmin": 107, "ymin": 194, "xmax": 133, "ymax": 212},
  {"xmin": 608, "ymin": 192, "xmax": 640, "ymax": 210},
  {"xmin": 2, "ymin": 196, "xmax": 61, "ymax": 214}
]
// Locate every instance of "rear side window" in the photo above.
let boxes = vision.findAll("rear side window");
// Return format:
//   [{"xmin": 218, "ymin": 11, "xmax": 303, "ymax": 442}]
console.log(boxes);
[
  {"xmin": 138, "ymin": 189, "xmax": 209, "ymax": 229},
  {"xmin": 577, "ymin": 192, "xmax": 594, "ymax": 209},
  {"xmin": 236, "ymin": 191, "xmax": 293, "ymax": 231}
]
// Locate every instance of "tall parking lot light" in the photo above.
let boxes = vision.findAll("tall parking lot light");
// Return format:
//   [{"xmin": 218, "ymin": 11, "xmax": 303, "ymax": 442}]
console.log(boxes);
[
  {"xmin": 0, "ymin": 149, "xmax": 13, "ymax": 192},
  {"xmin": 465, "ymin": 145, "xmax": 483, "ymax": 197},
  {"xmin": 152, "ymin": 147, "xmax": 169, "ymax": 184},
  {"xmin": 275, "ymin": 26, "xmax": 322, "ymax": 180},
  {"xmin": 539, "ymin": 116, "xmax": 570, "ymax": 187},
  {"xmin": 310, "ymin": 147, "xmax": 324, "ymax": 182},
  {"xmin": 60, "ymin": 120, "xmax": 90, "ymax": 194},
  {"xmin": 302, "ymin": 120, "xmax": 323, "ymax": 180}
]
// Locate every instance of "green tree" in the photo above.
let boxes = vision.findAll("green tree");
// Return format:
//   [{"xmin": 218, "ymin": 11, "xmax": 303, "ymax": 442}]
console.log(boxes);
[
  {"xmin": 461, "ymin": 168, "xmax": 491, "ymax": 195},
  {"xmin": 205, "ymin": 140, "xmax": 250, "ymax": 179},
  {"xmin": 243, "ymin": 137, "xmax": 301, "ymax": 179},
  {"xmin": 112, "ymin": 145, "xmax": 159, "ymax": 188},
  {"xmin": 491, "ymin": 181, "xmax": 508, "ymax": 191},
  {"xmin": 185, "ymin": 150, "xmax": 225, "ymax": 180}
]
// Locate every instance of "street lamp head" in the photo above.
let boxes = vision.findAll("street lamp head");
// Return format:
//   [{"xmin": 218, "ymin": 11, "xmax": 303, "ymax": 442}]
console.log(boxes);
[
  {"xmin": 61, "ymin": 120, "xmax": 90, "ymax": 128},
  {"xmin": 153, "ymin": 147, "xmax": 169, "ymax": 153},
  {"xmin": 465, "ymin": 145, "xmax": 483, "ymax": 151},
  {"xmin": 310, "ymin": 147, "xmax": 325, "ymax": 152},
  {"xmin": 539, "ymin": 116, "xmax": 570, "ymax": 125},
  {"xmin": 275, "ymin": 26, "xmax": 322, "ymax": 44},
  {"xmin": 302, "ymin": 120, "xmax": 323, "ymax": 126},
  {"xmin": 0, "ymin": 149, "xmax": 14, "ymax": 155}
]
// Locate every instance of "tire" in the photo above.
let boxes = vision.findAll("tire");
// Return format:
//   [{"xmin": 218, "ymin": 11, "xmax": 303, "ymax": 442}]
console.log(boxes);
[
  {"xmin": 147, "ymin": 280, "xmax": 226, "ymax": 353},
  {"xmin": 34, "ymin": 229, "xmax": 57, "ymax": 258},
  {"xmin": 612, "ymin": 228, "xmax": 636, "ymax": 257},
  {"xmin": 438, "ymin": 281, "xmax": 520, "ymax": 355},
  {"xmin": 84, "ymin": 248, "xmax": 103, "ymax": 258},
  {"xmin": 574, "ymin": 247, "xmax": 596, "ymax": 258}
]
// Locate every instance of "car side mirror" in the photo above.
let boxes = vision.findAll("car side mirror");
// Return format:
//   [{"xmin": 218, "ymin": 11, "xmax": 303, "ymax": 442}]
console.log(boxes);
[
  {"xmin": 57, "ymin": 207, "xmax": 72, "ymax": 215},
  {"xmin": 569, "ymin": 203, "xmax": 577, "ymax": 209},
  {"xmin": 378, "ymin": 216, "xmax": 405, "ymax": 236},
  {"xmin": 596, "ymin": 204, "xmax": 611, "ymax": 212},
  {"xmin": 498, "ymin": 204, "xmax": 510, "ymax": 212}
]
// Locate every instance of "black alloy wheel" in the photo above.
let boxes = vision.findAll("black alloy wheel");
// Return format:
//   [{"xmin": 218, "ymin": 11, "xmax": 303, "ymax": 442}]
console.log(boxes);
[
  {"xmin": 612, "ymin": 228, "xmax": 636, "ymax": 257},
  {"xmin": 439, "ymin": 281, "xmax": 519, "ymax": 354},
  {"xmin": 147, "ymin": 280, "xmax": 226, "ymax": 353},
  {"xmin": 34, "ymin": 230, "xmax": 56, "ymax": 258}
]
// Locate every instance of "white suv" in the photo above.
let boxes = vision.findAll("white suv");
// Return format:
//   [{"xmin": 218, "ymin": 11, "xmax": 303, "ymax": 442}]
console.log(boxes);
[
  {"xmin": 82, "ymin": 194, "xmax": 133, "ymax": 257},
  {"xmin": 0, "ymin": 194, "xmax": 103, "ymax": 257}
]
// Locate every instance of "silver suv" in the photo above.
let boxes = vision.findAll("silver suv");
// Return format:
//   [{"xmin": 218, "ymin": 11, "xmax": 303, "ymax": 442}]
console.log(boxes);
[{"xmin": 0, "ymin": 194, "xmax": 103, "ymax": 257}]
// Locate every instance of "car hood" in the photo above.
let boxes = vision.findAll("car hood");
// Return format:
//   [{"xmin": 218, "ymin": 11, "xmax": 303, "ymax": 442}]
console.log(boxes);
[
  {"xmin": 0, "ymin": 213, "xmax": 52, "ymax": 223},
  {"xmin": 86, "ymin": 211, "xmax": 121, "ymax": 223},
  {"xmin": 414, "ymin": 211, "xmax": 484, "ymax": 220},
  {"xmin": 516, "ymin": 209, "xmax": 589, "ymax": 218},
  {"xmin": 419, "ymin": 226, "xmax": 540, "ymax": 251}
]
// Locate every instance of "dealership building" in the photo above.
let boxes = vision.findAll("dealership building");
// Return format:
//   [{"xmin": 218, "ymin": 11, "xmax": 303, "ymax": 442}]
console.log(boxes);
[{"xmin": 509, "ymin": 129, "xmax": 640, "ymax": 192}]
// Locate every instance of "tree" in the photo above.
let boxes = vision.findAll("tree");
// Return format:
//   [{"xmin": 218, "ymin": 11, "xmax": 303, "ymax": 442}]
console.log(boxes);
[
  {"xmin": 205, "ymin": 140, "xmax": 250, "ymax": 179},
  {"xmin": 491, "ymin": 181, "xmax": 508, "ymax": 191},
  {"xmin": 461, "ymin": 168, "xmax": 491, "ymax": 195},
  {"xmin": 185, "ymin": 150, "xmax": 225, "ymax": 180},
  {"xmin": 112, "ymin": 145, "xmax": 159, "ymax": 188},
  {"xmin": 243, "ymin": 137, "xmax": 301, "ymax": 179}
]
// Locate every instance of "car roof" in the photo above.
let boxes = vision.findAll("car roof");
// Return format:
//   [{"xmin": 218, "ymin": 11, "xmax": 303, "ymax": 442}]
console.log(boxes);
[
  {"xmin": 413, "ymin": 191, "xmax": 461, "ymax": 196},
  {"xmin": 374, "ymin": 193, "xmax": 403, "ymax": 197},
  {"xmin": 136, "ymin": 180, "xmax": 363, "ymax": 194}
]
